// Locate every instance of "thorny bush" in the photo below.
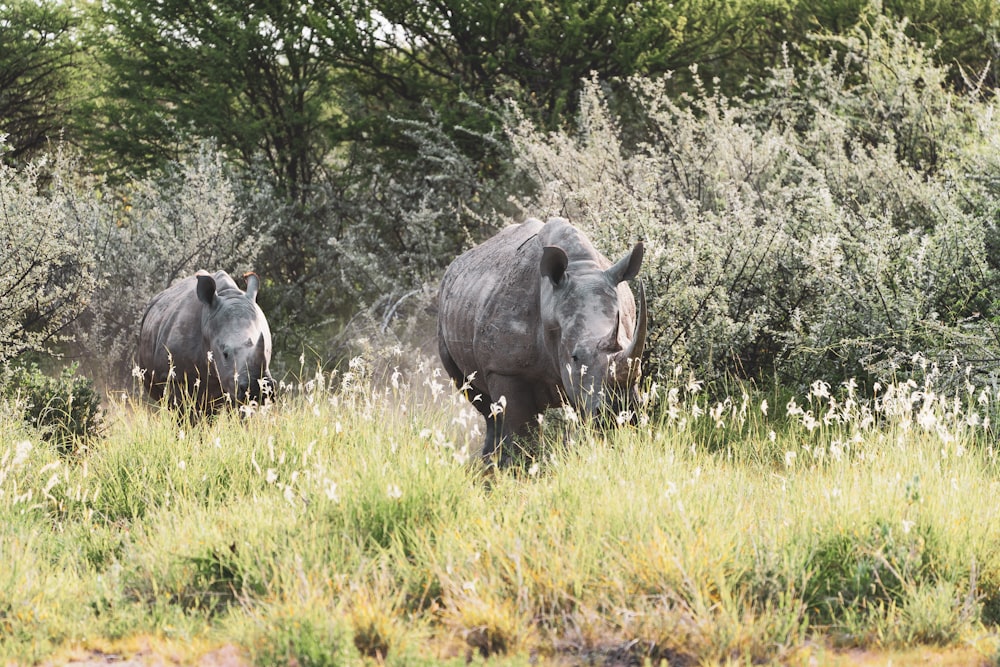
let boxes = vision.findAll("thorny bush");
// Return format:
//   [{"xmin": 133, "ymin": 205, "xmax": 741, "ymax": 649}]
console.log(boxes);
[{"xmin": 506, "ymin": 14, "xmax": 1000, "ymax": 392}]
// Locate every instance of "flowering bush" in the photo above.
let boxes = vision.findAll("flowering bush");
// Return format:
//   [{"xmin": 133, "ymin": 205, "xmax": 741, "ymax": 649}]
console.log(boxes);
[
  {"xmin": 506, "ymin": 14, "xmax": 1000, "ymax": 390},
  {"xmin": 0, "ymin": 145, "xmax": 96, "ymax": 364}
]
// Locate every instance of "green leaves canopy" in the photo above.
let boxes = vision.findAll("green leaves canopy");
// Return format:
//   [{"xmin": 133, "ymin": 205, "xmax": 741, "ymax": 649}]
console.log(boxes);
[
  {"xmin": 0, "ymin": 1, "xmax": 80, "ymax": 162},
  {"xmin": 98, "ymin": 0, "xmax": 365, "ymax": 198}
]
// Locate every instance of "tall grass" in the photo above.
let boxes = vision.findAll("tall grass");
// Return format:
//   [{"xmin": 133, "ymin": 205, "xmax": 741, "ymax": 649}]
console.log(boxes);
[{"xmin": 2, "ymin": 351, "xmax": 1000, "ymax": 665}]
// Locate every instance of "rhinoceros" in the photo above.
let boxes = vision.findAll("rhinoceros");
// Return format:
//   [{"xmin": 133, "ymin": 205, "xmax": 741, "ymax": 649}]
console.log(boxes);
[
  {"xmin": 138, "ymin": 270, "xmax": 273, "ymax": 410},
  {"xmin": 438, "ymin": 217, "xmax": 646, "ymax": 460}
]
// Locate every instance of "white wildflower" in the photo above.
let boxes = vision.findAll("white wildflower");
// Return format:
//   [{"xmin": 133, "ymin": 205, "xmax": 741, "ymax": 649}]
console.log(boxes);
[
  {"xmin": 800, "ymin": 413, "xmax": 818, "ymax": 432},
  {"xmin": 43, "ymin": 472, "xmax": 61, "ymax": 496},
  {"xmin": 488, "ymin": 395, "xmax": 507, "ymax": 418},
  {"xmin": 13, "ymin": 440, "xmax": 32, "ymax": 467},
  {"xmin": 810, "ymin": 380, "xmax": 831, "ymax": 400},
  {"xmin": 784, "ymin": 451, "xmax": 797, "ymax": 468}
]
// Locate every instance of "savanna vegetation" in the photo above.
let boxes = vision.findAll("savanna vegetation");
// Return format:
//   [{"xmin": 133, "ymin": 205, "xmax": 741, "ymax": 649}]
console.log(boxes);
[
  {"xmin": 4, "ymin": 0, "xmax": 1000, "ymax": 663},
  {"xmin": 4, "ymin": 356, "xmax": 1000, "ymax": 665}
]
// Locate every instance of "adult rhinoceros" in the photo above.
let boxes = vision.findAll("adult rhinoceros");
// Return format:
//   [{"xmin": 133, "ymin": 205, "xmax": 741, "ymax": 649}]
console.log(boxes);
[
  {"xmin": 438, "ymin": 217, "xmax": 646, "ymax": 460},
  {"xmin": 138, "ymin": 270, "xmax": 273, "ymax": 410}
]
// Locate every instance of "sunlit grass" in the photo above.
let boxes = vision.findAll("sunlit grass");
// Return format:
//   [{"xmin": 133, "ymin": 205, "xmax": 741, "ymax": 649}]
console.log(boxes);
[{"xmin": 2, "ymin": 350, "xmax": 1000, "ymax": 665}]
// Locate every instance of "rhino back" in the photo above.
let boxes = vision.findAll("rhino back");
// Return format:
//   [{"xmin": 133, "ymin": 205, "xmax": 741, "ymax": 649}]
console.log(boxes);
[
  {"xmin": 138, "ymin": 275, "xmax": 207, "ymax": 383},
  {"xmin": 439, "ymin": 219, "xmax": 550, "ymax": 377}
]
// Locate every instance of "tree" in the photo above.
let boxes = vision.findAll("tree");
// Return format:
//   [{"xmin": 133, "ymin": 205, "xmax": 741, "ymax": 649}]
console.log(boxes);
[
  {"xmin": 95, "ymin": 0, "xmax": 363, "ymax": 201},
  {"xmin": 0, "ymin": 1, "xmax": 81, "ymax": 163},
  {"xmin": 349, "ymin": 0, "xmax": 796, "ymax": 131}
]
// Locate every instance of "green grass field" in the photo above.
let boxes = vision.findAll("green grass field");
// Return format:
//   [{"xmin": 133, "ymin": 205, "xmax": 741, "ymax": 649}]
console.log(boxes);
[{"xmin": 3, "ymin": 351, "xmax": 1000, "ymax": 666}]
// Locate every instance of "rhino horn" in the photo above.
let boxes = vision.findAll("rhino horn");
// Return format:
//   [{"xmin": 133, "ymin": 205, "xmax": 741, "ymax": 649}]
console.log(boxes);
[
  {"xmin": 618, "ymin": 280, "xmax": 647, "ymax": 382},
  {"xmin": 600, "ymin": 315, "xmax": 620, "ymax": 351},
  {"xmin": 255, "ymin": 330, "xmax": 267, "ymax": 358}
]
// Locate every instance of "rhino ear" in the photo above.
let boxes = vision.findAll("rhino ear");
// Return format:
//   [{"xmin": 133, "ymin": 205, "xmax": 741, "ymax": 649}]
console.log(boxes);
[
  {"xmin": 607, "ymin": 241, "xmax": 644, "ymax": 283},
  {"xmin": 540, "ymin": 246, "xmax": 569, "ymax": 285},
  {"xmin": 196, "ymin": 274, "xmax": 217, "ymax": 306},
  {"xmin": 244, "ymin": 272, "xmax": 260, "ymax": 302}
]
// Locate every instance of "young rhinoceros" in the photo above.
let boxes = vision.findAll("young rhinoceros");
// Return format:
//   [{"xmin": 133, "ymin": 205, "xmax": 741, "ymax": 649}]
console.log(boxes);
[
  {"xmin": 138, "ymin": 270, "xmax": 273, "ymax": 410},
  {"xmin": 438, "ymin": 217, "xmax": 646, "ymax": 461}
]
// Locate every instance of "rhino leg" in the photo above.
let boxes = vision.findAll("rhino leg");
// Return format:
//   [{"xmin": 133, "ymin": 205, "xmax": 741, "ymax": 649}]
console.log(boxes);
[
  {"xmin": 484, "ymin": 375, "xmax": 544, "ymax": 463},
  {"xmin": 439, "ymin": 335, "xmax": 498, "ymax": 455}
]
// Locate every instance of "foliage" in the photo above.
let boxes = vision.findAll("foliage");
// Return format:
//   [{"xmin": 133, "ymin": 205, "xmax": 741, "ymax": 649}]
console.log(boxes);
[
  {"xmin": 93, "ymin": 0, "xmax": 799, "ymax": 175},
  {"xmin": 0, "ymin": 144, "xmax": 96, "ymax": 365},
  {"xmin": 94, "ymin": 0, "xmax": 355, "ymax": 199},
  {"xmin": 294, "ymin": 107, "xmax": 516, "ymax": 357},
  {"xmin": 506, "ymin": 14, "xmax": 1000, "ymax": 389},
  {"xmin": 0, "ymin": 363, "xmax": 101, "ymax": 452},
  {"xmin": 0, "ymin": 1, "xmax": 81, "ymax": 163},
  {"xmin": 81, "ymin": 0, "xmax": 1000, "ymax": 370},
  {"xmin": 365, "ymin": 0, "xmax": 793, "ymax": 129}
]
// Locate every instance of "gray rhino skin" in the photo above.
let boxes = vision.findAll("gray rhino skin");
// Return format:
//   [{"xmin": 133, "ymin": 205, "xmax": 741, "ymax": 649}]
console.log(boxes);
[
  {"xmin": 438, "ymin": 217, "xmax": 647, "ymax": 459},
  {"xmin": 138, "ymin": 270, "xmax": 273, "ymax": 409}
]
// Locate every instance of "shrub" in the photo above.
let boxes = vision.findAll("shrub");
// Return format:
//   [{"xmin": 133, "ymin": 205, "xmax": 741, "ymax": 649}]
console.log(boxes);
[
  {"xmin": 0, "ymin": 143, "xmax": 96, "ymax": 365},
  {"xmin": 1, "ymin": 363, "xmax": 101, "ymax": 451},
  {"xmin": 280, "ymin": 105, "xmax": 518, "ymax": 360},
  {"xmin": 505, "ymin": 12, "xmax": 1000, "ymax": 390}
]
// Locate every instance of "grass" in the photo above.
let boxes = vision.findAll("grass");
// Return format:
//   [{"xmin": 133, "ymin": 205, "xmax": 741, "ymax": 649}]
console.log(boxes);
[{"xmin": 2, "ymin": 351, "xmax": 1000, "ymax": 666}]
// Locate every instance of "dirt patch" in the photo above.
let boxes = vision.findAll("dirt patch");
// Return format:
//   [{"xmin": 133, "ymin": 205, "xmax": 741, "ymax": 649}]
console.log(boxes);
[
  {"xmin": 27, "ymin": 640, "xmax": 999, "ymax": 667},
  {"xmin": 35, "ymin": 641, "xmax": 250, "ymax": 667}
]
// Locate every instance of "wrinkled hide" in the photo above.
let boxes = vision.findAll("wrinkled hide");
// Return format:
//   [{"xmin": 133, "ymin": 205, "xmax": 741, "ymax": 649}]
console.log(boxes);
[
  {"xmin": 138, "ymin": 270, "xmax": 273, "ymax": 410},
  {"xmin": 438, "ymin": 217, "xmax": 646, "ymax": 460}
]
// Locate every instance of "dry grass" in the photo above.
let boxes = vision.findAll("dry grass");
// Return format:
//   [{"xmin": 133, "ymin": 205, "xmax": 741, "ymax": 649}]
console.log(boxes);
[{"xmin": 3, "ymin": 351, "xmax": 1000, "ymax": 665}]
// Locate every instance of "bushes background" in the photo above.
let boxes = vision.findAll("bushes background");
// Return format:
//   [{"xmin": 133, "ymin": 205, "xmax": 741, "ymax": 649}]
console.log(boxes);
[
  {"xmin": 1, "ymin": 1, "xmax": 1000, "ymax": 392},
  {"xmin": 508, "ymin": 14, "xmax": 1000, "ymax": 388}
]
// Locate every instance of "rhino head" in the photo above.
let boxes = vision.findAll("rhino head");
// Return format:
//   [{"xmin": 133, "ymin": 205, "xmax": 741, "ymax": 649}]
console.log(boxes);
[
  {"xmin": 196, "ymin": 272, "xmax": 273, "ymax": 404},
  {"xmin": 539, "ymin": 240, "xmax": 647, "ymax": 418}
]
